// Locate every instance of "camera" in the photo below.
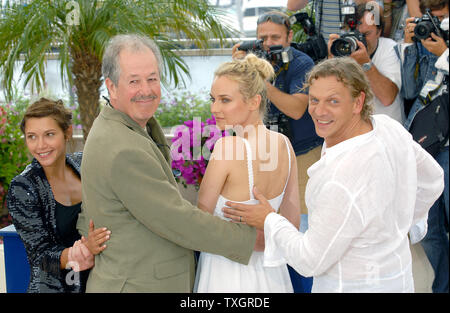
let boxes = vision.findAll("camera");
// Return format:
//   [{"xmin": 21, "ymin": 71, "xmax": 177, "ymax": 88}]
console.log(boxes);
[
  {"xmin": 238, "ymin": 39, "xmax": 294, "ymax": 64},
  {"xmin": 238, "ymin": 38, "xmax": 264, "ymax": 51},
  {"xmin": 330, "ymin": 5, "xmax": 368, "ymax": 57},
  {"xmin": 330, "ymin": 31, "xmax": 367, "ymax": 57},
  {"xmin": 265, "ymin": 110, "xmax": 293, "ymax": 141},
  {"xmin": 289, "ymin": 12, "xmax": 328, "ymax": 63},
  {"xmin": 413, "ymin": 9, "xmax": 449, "ymax": 46}
]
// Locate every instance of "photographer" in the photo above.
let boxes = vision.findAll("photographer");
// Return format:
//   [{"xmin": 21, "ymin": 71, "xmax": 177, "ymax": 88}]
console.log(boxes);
[
  {"xmin": 287, "ymin": 0, "xmax": 396, "ymax": 39},
  {"xmin": 395, "ymin": 0, "xmax": 449, "ymax": 293},
  {"xmin": 232, "ymin": 10, "xmax": 322, "ymax": 293},
  {"xmin": 328, "ymin": 1, "xmax": 405, "ymax": 123}
]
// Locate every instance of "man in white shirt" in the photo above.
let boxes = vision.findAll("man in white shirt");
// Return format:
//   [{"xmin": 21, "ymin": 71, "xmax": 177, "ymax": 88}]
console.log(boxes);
[
  {"xmin": 223, "ymin": 57, "xmax": 444, "ymax": 292},
  {"xmin": 328, "ymin": 1, "xmax": 405, "ymax": 123}
]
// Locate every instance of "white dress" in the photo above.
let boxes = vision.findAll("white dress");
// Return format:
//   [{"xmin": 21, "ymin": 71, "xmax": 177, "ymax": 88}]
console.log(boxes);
[{"xmin": 194, "ymin": 136, "xmax": 294, "ymax": 293}]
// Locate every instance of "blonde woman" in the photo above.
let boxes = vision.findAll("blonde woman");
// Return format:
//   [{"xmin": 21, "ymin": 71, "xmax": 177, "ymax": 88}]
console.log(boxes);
[{"xmin": 194, "ymin": 54, "xmax": 300, "ymax": 292}]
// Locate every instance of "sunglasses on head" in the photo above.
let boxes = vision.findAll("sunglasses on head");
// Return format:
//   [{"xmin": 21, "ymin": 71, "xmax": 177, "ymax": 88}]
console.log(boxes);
[{"xmin": 257, "ymin": 13, "xmax": 290, "ymax": 29}]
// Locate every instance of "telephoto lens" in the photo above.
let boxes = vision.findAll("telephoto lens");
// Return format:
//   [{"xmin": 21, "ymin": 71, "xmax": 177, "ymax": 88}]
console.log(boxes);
[{"xmin": 238, "ymin": 39, "xmax": 264, "ymax": 51}]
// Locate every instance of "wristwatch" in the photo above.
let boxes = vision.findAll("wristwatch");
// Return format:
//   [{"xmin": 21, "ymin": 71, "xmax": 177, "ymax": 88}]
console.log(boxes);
[{"xmin": 362, "ymin": 61, "xmax": 373, "ymax": 72}]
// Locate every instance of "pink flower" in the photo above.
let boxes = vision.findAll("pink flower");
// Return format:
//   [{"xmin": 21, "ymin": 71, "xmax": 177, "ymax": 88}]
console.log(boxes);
[{"xmin": 171, "ymin": 115, "xmax": 225, "ymax": 188}]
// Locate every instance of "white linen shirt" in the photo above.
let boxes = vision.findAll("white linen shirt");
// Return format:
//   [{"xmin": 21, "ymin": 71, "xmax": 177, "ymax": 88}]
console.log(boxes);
[{"xmin": 263, "ymin": 114, "xmax": 444, "ymax": 292}]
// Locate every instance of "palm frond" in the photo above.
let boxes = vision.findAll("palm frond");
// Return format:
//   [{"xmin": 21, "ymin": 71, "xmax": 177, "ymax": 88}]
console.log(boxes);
[{"xmin": 0, "ymin": 0, "xmax": 231, "ymax": 139}]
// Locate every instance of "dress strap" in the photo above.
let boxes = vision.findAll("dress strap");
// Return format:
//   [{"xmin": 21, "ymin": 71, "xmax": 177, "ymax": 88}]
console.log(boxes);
[
  {"xmin": 282, "ymin": 135, "xmax": 291, "ymax": 194},
  {"xmin": 242, "ymin": 138, "xmax": 254, "ymax": 200}
]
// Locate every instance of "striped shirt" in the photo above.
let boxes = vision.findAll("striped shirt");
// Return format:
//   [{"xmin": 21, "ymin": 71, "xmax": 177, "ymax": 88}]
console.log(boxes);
[
  {"xmin": 315, "ymin": 0, "xmax": 343, "ymax": 41},
  {"xmin": 314, "ymin": 0, "xmax": 385, "ymax": 42}
]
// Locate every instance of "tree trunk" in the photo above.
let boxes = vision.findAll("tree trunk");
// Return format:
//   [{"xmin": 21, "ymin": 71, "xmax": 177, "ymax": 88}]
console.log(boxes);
[{"xmin": 71, "ymin": 51, "xmax": 103, "ymax": 141}]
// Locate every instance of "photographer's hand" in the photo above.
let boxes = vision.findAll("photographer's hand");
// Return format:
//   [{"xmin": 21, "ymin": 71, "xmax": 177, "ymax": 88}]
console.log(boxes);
[
  {"xmin": 421, "ymin": 33, "xmax": 447, "ymax": 57},
  {"xmin": 232, "ymin": 43, "xmax": 247, "ymax": 60},
  {"xmin": 327, "ymin": 34, "xmax": 340, "ymax": 58},
  {"xmin": 404, "ymin": 17, "xmax": 417, "ymax": 43},
  {"xmin": 350, "ymin": 41, "xmax": 371, "ymax": 65}
]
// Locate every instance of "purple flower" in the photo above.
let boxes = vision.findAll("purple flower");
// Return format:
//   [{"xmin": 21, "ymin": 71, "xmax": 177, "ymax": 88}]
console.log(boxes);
[
  {"xmin": 184, "ymin": 120, "xmax": 194, "ymax": 128},
  {"xmin": 171, "ymin": 115, "xmax": 225, "ymax": 188},
  {"xmin": 206, "ymin": 116, "xmax": 216, "ymax": 125}
]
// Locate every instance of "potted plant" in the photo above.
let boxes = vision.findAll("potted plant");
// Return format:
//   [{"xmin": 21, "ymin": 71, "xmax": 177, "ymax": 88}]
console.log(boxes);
[{"xmin": 0, "ymin": 100, "xmax": 30, "ymax": 235}]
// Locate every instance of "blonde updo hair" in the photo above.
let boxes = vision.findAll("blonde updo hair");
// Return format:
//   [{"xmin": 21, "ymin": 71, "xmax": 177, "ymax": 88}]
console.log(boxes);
[{"xmin": 214, "ymin": 54, "xmax": 275, "ymax": 119}]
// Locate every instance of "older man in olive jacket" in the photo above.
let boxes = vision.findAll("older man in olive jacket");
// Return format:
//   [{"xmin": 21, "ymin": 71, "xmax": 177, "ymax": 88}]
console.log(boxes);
[{"xmin": 77, "ymin": 34, "xmax": 256, "ymax": 292}]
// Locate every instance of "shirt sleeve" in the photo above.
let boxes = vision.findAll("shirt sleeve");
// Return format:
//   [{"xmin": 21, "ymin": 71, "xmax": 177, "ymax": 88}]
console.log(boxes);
[
  {"xmin": 435, "ymin": 48, "xmax": 449, "ymax": 74},
  {"xmin": 6, "ymin": 176, "xmax": 65, "ymax": 276},
  {"xmin": 288, "ymin": 52, "xmax": 314, "ymax": 94},
  {"xmin": 412, "ymin": 141, "xmax": 444, "ymax": 225},
  {"xmin": 400, "ymin": 43, "xmax": 424, "ymax": 100},
  {"xmin": 376, "ymin": 39, "xmax": 402, "ymax": 90},
  {"xmin": 263, "ymin": 180, "xmax": 365, "ymax": 277}
]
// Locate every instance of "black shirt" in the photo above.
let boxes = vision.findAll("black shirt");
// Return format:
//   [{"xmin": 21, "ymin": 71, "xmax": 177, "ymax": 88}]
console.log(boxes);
[
  {"xmin": 55, "ymin": 201, "xmax": 82, "ymax": 247},
  {"xmin": 55, "ymin": 201, "xmax": 89, "ymax": 292}
]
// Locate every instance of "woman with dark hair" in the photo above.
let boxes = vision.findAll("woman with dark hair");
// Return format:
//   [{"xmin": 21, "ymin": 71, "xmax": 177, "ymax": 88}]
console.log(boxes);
[{"xmin": 6, "ymin": 98, "xmax": 110, "ymax": 293}]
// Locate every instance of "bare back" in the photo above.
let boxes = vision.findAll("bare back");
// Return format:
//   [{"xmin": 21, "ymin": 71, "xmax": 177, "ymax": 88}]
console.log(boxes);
[{"xmin": 220, "ymin": 130, "xmax": 292, "ymax": 202}]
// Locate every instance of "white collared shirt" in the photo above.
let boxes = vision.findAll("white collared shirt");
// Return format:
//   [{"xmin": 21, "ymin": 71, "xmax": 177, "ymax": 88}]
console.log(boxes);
[{"xmin": 263, "ymin": 114, "xmax": 444, "ymax": 292}]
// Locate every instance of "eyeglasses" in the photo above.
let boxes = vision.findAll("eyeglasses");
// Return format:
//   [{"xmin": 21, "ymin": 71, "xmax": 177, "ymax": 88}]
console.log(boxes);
[{"xmin": 257, "ymin": 13, "xmax": 290, "ymax": 30}]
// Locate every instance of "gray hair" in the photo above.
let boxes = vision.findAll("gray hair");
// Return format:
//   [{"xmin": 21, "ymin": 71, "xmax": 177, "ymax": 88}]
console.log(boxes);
[{"xmin": 102, "ymin": 34, "xmax": 163, "ymax": 86}]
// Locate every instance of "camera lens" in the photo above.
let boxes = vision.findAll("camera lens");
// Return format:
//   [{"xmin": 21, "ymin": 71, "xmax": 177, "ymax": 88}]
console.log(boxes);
[
  {"xmin": 238, "ymin": 39, "xmax": 264, "ymax": 51},
  {"xmin": 414, "ymin": 21, "xmax": 433, "ymax": 40},
  {"xmin": 330, "ymin": 37, "xmax": 358, "ymax": 57}
]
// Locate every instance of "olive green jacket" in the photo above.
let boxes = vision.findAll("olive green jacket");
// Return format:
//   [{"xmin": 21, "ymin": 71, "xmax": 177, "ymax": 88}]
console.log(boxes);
[{"xmin": 77, "ymin": 105, "xmax": 256, "ymax": 292}]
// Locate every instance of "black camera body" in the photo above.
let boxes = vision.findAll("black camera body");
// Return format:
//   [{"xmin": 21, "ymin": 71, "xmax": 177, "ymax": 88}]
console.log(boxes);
[
  {"xmin": 238, "ymin": 39, "xmax": 294, "ymax": 64},
  {"xmin": 330, "ymin": 5, "xmax": 368, "ymax": 57},
  {"xmin": 330, "ymin": 30, "xmax": 368, "ymax": 57},
  {"xmin": 413, "ymin": 9, "xmax": 449, "ymax": 46},
  {"xmin": 289, "ymin": 12, "xmax": 328, "ymax": 63},
  {"xmin": 267, "ymin": 45, "xmax": 294, "ymax": 64},
  {"xmin": 265, "ymin": 109, "xmax": 293, "ymax": 141}
]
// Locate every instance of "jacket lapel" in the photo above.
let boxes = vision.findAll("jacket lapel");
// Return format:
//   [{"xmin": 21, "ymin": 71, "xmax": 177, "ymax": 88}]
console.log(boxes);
[{"xmin": 101, "ymin": 105, "xmax": 172, "ymax": 165}]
